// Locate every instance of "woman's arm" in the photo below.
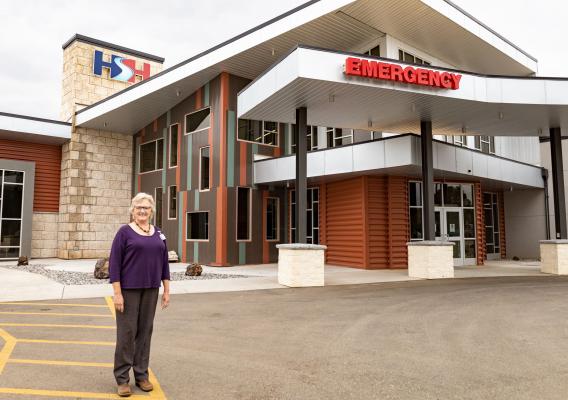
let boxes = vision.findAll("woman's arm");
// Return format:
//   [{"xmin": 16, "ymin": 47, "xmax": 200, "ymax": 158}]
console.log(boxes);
[
  {"xmin": 161, "ymin": 279, "xmax": 170, "ymax": 309},
  {"xmin": 112, "ymin": 281, "xmax": 124, "ymax": 313}
]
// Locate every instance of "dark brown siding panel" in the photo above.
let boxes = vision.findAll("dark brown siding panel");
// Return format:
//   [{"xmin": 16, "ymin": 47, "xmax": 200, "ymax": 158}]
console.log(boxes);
[
  {"xmin": 325, "ymin": 177, "xmax": 366, "ymax": 268},
  {"xmin": 0, "ymin": 139, "xmax": 61, "ymax": 212}
]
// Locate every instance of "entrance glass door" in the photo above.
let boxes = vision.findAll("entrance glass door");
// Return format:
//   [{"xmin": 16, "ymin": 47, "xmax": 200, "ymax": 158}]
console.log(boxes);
[{"xmin": 436, "ymin": 207, "xmax": 464, "ymax": 266}]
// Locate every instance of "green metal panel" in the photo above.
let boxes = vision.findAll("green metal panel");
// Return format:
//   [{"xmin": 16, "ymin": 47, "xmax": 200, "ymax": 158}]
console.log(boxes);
[
  {"xmin": 239, "ymin": 242, "xmax": 246, "ymax": 265},
  {"xmin": 252, "ymin": 144, "xmax": 258, "ymax": 189},
  {"xmin": 227, "ymin": 110, "xmax": 235, "ymax": 187},
  {"xmin": 134, "ymin": 137, "xmax": 140, "ymax": 193},
  {"xmin": 162, "ymin": 127, "xmax": 167, "ymax": 189},
  {"xmin": 204, "ymin": 83, "xmax": 210, "ymax": 107},
  {"xmin": 187, "ymin": 136, "xmax": 192, "ymax": 190},
  {"xmin": 177, "ymin": 191, "xmax": 183, "ymax": 256},
  {"xmin": 194, "ymin": 190, "xmax": 199, "ymax": 210},
  {"xmin": 193, "ymin": 242, "xmax": 199, "ymax": 262}
]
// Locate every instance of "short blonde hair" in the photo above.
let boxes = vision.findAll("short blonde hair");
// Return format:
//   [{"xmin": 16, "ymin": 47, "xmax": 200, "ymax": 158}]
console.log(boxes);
[{"xmin": 129, "ymin": 192, "xmax": 155, "ymax": 216}]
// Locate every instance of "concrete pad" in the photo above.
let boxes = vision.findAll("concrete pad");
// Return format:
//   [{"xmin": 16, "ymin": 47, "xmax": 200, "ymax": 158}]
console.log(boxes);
[{"xmin": 0, "ymin": 267, "xmax": 63, "ymax": 302}]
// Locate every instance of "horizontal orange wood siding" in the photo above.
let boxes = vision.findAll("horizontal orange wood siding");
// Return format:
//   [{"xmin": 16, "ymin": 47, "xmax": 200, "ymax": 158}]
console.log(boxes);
[
  {"xmin": 325, "ymin": 177, "xmax": 366, "ymax": 268},
  {"xmin": 387, "ymin": 176, "xmax": 409, "ymax": 269},
  {"xmin": 0, "ymin": 139, "xmax": 61, "ymax": 212}
]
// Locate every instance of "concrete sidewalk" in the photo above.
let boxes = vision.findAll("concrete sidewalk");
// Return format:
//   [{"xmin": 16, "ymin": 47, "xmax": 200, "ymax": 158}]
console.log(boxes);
[{"xmin": 0, "ymin": 258, "xmax": 545, "ymax": 302}]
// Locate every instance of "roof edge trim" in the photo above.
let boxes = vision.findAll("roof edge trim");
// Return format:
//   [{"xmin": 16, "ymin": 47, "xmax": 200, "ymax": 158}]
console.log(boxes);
[{"xmin": 0, "ymin": 111, "xmax": 71, "ymax": 126}]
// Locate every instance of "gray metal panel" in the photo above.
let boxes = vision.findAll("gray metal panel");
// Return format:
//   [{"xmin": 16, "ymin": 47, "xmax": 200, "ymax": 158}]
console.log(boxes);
[
  {"xmin": 436, "ymin": 143, "xmax": 456, "ymax": 172},
  {"xmin": 455, "ymin": 147, "xmax": 473, "ymax": 175},
  {"xmin": 353, "ymin": 140, "xmax": 385, "ymax": 171},
  {"xmin": 472, "ymin": 152, "xmax": 488, "ymax": 178},
  {"xmin": 307, "ymin": 151, "xmax": 325, "ymax": 177},
  {"xmin": 384, "ymin": 136, "xmax": 413, "ymax": 167}
]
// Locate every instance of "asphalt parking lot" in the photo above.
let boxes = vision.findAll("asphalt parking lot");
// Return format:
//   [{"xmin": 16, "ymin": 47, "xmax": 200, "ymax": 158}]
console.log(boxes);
[{"xmin": 1, "ymin": 276, "xmax": 568, "ymax": 399}]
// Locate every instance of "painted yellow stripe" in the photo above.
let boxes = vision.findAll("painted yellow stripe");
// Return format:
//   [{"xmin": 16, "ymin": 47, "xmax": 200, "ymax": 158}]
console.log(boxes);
[
  {"xmin": 0, "ymin": 311, "xmax": 113, "ymax": 318},
  {"xmin": 148, "ymin": 368, "xmax": 167, "ymax": 399},
  {"xmin": 105, "ymin": 296, "xmax": 116, "ymax": 319},
  {"xmin": 9, "ymin": 358, "xmax": 113, "ymax": 368},
  {"xmin": 0, "ymin": 387, "xmax": 150, "ymax": 399},
  {"xmin": 0, "ymin": 323, "xmax": 115, "ymax": 330},
  {"xmin": 0, "ymin": 302, "xmax": 107, "ymax": 308},
  {"xmin": 0, "ymin": 328, "xmax": 17, "ymax": 375},
  {"xmin": 18, "ymin": 339, "xmax": 115, "ymax": 346}
]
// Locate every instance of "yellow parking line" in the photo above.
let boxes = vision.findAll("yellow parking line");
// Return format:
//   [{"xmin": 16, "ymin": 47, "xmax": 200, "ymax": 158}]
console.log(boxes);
[
  {"xmin": 0, "ymin": 302, "xmax": 107, "ymax": 308},
  {"xmin": 105, "ymin": 296, "xmax": 116, "ymax": 319},
  {"xmin": 0, "ymin": 311, "xmax": 113, "ymax": 318},
  {"xmin": 18, "ymin": 339, "xmax": 115, "ymax": 346},
  {"xmin": 0, "ymin": 323, "xmax": 115, "ymax": 330},
  {"xmin": 9, "ymin": 358, "xmax": 113, "ymax": 368},
  {"xmin": 0, "ymin": 387, "xmax": 150, "ymax": 399},
  {"xmin": 0, "ymin": 328, "xmax": 17, "ymax": 375}
]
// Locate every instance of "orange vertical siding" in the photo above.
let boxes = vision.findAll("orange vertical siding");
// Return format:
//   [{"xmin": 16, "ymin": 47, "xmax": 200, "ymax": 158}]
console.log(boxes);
[
  {"xmin": 387, "ymin": 176, "xmax": 409, "ymax": 269},
  {"xmin": 367, "ymin": 176, "xmax": 389, "ymax": 268},
  {"xmin": 475, "ymin": 183, "xmax": 485, "ymax": 265},
  {"xmin": 499, "ymin": 192, "xmax": 507, "ymax": 259}
]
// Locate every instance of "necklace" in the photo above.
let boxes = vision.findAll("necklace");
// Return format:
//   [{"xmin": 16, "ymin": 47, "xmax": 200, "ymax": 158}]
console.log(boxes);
[{"xmin": 135, "ymin": 221, "xmax": 151, "ymax": 235}]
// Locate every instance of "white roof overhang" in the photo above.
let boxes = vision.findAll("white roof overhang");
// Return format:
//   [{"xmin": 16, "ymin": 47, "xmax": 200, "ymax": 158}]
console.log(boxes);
[
  {"xmin": 237, "ymin": 46, "xmax": 568, "ymax": 137},
  {"xmin": 0, "ymin": 112, "xmax": 71, "ymax": 145},
  {"xmin": 75, "ymin": 0, "xmax": 536, "ymax": 134}
]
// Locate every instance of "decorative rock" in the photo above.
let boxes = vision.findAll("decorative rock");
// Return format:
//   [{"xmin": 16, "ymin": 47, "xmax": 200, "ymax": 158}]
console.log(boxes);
[
  {"xmin": 94, "ymin": 257, "xmax": 110, "ymax": 279},
  {"xmin": 17, "ymin": 256, "xmax": 29, "ymax": 266},
  {"xmin": 168, "ymin": 251, "xmax": 179, "ymax": 263},
  {"xmin": 185, "ymin": 263, "xmax": 203, "ymax": 277}
]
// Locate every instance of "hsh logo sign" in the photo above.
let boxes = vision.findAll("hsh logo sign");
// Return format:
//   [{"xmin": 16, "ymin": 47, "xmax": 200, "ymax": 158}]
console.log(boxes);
[{"xmin": 93, "ymin": 50, "xmax": 150, "ymax": 83}]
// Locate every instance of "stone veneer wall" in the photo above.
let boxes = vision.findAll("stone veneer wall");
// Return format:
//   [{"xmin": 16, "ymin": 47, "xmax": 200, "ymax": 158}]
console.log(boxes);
[
  {"xmin": 60, "ymin": 40, "xmax": 163, "ymax": 121},
  {"xmin": 58, "ymin": 127, "xmax": 132, "ymax": 259},
  {"xmin": 31, "ymin": 212, "xmax": 59, "ymax": 258}
]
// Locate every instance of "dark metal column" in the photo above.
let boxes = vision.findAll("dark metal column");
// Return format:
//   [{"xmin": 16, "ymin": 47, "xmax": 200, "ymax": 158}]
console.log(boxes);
[
  {"xmin": 421, "ymin": 120, "xmax": 435, "ymax": 241},
  {"xmin": 295, "ymin": 107, "xmax": 308, "ymax": 243},
  {"xmin": 550, "ymin": 127, "xmax": 567, "ymax": 239}
]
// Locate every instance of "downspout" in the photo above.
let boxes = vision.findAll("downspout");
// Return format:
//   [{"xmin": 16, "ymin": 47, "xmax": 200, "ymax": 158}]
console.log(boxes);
[{"xmin": 542, "ymin": 168, "xmax": 551, "ymax": 240}]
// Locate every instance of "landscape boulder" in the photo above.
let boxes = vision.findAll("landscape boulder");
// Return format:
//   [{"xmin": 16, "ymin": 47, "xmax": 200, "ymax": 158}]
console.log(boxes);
[
  {"xmin": 185, "ymin": 263, "xmax": 203, "ymax": 277},
  {"xmin": 94, "ymin": 258, "xmax": 110, "ymax": 279},
  {"xmin": 168, "ymin": 250, "xmax": 179, "ymax": 263},
  {"xmin": 17, "ymin": 256, "xmax": 28, "ymax": 266}
]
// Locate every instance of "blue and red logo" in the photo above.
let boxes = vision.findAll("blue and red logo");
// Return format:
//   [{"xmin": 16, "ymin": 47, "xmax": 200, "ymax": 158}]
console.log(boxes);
[{"xmin": 93, "ymin": 50, "xmax": 150, "ymax": 83}]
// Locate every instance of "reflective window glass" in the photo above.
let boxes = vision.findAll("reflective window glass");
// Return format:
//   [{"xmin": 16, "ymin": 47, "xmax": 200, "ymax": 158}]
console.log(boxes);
[
  {"xmin": 464, "ymin": 209, "xmax": 475, "ymax": 238},
  {"xmin": 2, "ymin": 184, "xmax": 22, "ymax": 218},
  {"xmin": 462, "ymin": 185, "xmax": 474, "ymax": 207},
  {"xmin": 1, "ymin": 220, "xmax": 21, "ymax": 246},
  {"xmin": 465, "ymin": 240, "xmax": 476, "ymax": 258},
  {"xmin": 410, "ymin": 208, "xmax": 423, "ymax": 239},
  {"xmin": 443, "ymin": 184, "xmax": 461, "ymax": 207},
  {"xmin": 4, "ymin": 171, "xmax": 23, "ymax": 183}
]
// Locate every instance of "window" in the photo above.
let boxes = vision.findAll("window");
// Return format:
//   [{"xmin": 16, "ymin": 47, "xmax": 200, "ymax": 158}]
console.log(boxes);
[
  {"xmin": 238, "ymin": 119, "xmax": 279, "ymax": 146},
  {"xmin": 0, "ymin": 170, "xmax": 25, "ymax": 258},
  {"xmin": 398, "ymin": 49, "xmax": 431, "ymax": 66},
  {"xmin": 445, "ymin": 135, "xmax": 466, "ymax": 146},
  {"xmin": 140, "ymin": 139, "xmax": 164, "ymax": 173},
  {"xmin": 237, "ymin": 187, "xmax": 251, "ymax": 241},
  {"xmin": 199, "ymin": 147, "xmax": 210, "ymax": 191},
  {"xmin": 154, "ymin": 187, "xmax": 163, "ymax": 228},
  {"xmin": 169, "ymin": 124, "xmax": 179, "ymax": 168},
  {"xmin": 168, "ymin": 186, "xmax": 177, "ymax": 219},
  {"xmin": 326, "ymin": 127, "xmax": 353, "ymax": 147},
  {"xmin": 366, "ymin": 45, "xmax": 380, "ymax": 57},
  {"xmin": 185, "ymin": 107, "xmax": 210, "ymax": 134},
  {"xmin": 187, "ymin": 212, "xmax": 208, "ymax": 240},
  {"xmin": 409, "ymin": 182, "xmax": 423, "ymax": 240},
  {"xmin": 291, "ymin": 125, "xmax": 318, "ymax": 154},
  {"xmin": 290, "ymin": 188, "xmax": 319, "ymax": 244},
  {"xmin": 475, "ymin": 136, "xmax": 495, "ymax": 154},
  {"xmin": 266, "ymin": 197, "xmax": 279, "ymax": 241}
]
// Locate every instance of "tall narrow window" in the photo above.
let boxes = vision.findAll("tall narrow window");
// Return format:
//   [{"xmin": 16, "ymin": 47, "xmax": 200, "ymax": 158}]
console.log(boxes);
[
  {"xmin": 266, "ymin": 197, "xmax": 279, "ymax": 241},
  {"xmin": 168, "ymin": 186, "xmax": 177, "ymax": 219},
  {"xmin": 475, "ymin": 136, "xmax": 495, "ymax": 154},
  {"xmin": 169, "ymin": 124, "xmax": 179, "ymax": 167},
  {"xmin": 237, "ymin": 187, "xmax": 251, "ymax": 241},
  {"xmin": 200, "ymin": 147, "xmax": 210, "ymax": 191},
  {"xmin": 154, "ymin": 188, "xmax": 163, "ymax": 227},
  {"xmin": 187, "ymin": 212, "xmax": 208, "ymax": 240}
]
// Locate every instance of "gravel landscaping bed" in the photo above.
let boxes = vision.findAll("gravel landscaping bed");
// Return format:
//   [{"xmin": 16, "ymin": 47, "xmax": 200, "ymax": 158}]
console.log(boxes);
[{"xmin": 1, "ymin": 264, "xmax": 252, "ymax": 286}]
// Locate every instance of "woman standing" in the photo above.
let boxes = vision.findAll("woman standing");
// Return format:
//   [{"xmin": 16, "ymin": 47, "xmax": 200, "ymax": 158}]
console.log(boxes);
[{"xmin": 109, "ymin": 192, "xmax": 170, "ymax": 397}]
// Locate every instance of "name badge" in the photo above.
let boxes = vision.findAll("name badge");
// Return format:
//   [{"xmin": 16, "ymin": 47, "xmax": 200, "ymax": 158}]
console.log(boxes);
[{"xmin": 159, "ymin": 233, "xmax": 166, "ymax": 241}]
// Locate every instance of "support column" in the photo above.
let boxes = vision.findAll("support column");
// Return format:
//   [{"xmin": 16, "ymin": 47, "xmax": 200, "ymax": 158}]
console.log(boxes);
[
  {"xmin": 294, "ymin": 107, "xmax": 307, "ymax": 243},
  {"xmin": 408, "ymin": 120, "xmax": 453, "ymax": 279},
  {"xmin": 421, "ymin": 120, "xmax": 435, "ymax": 240},
  {"xmin": 540, "ymin": 127, "xmax": 568, "ymax": 275},
  {"xmin": 549, "ymin": 127, "xmax": 567, "ymax": 239}
]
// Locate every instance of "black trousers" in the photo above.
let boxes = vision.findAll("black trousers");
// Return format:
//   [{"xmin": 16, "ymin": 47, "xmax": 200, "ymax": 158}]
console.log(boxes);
[{"xmin": 114, "ymin": 288, "xmax": 159, "ymax": 384}]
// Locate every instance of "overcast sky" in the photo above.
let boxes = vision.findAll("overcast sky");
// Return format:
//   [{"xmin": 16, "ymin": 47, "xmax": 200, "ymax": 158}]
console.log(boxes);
[{"xmin": 0, "ymin": 0, "xmax": 565, "ymax": 120}]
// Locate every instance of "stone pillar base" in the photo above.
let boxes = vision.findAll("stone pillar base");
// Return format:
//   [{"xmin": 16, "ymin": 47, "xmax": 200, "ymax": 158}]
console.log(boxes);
[
  {"xmin": 540, "ymin": 240, "xmax": 568, "ymax": 275},
  {"xmin": 407, "ymin": 241, "xmax": 454, "ymax": 279},
  {"xmin": 276, "ymin": 244, "xmax": 327, "ymax": 287}
]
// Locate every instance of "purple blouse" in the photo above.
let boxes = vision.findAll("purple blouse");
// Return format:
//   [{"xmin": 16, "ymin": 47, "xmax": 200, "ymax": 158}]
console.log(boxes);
[{"xmin": 109, "ymin": 225, "xmax": 171, "ymax": 289}]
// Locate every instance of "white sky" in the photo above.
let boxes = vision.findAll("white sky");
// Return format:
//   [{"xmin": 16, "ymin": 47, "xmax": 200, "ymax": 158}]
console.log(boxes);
[{"xmin": 0, "ymin": 0, "xmax": 565, "ymax": 120}]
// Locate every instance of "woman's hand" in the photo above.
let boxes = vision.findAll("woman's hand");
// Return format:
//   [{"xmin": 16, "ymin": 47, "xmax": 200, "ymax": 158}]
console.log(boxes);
[
  {"xmin": 114, "ymin": 293, "xmax": 124, "ymax": 313},
  {"xmin": 161, "ymin": 292, "xmax": 170, "ymax": 310}
]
